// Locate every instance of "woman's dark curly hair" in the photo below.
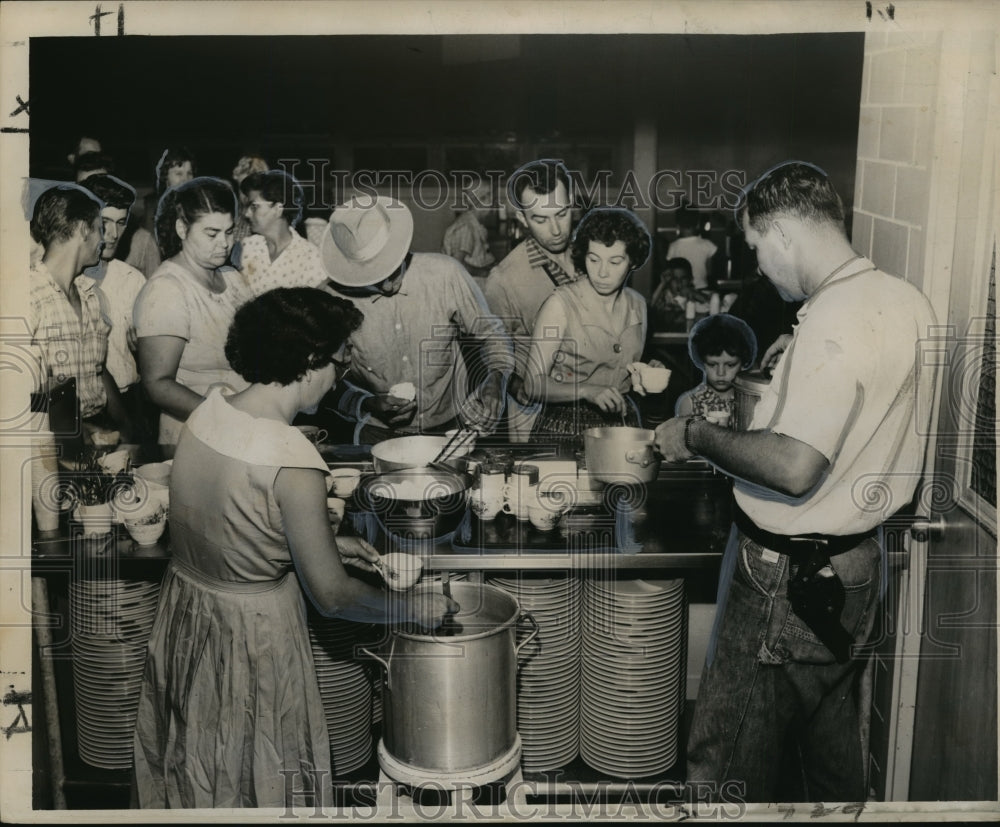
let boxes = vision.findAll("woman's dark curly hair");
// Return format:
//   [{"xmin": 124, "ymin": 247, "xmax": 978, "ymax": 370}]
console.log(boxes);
[
  {"xmin": 570, "ymin": 207, "xmax": 651, "ymax": 275},
  {"xmin": 154, "ymin": 177, "xmax": 236, "ymax": 259},
  {"xmin": 225, "ymin": 287, "xmax": 364, "ymax": 386}
]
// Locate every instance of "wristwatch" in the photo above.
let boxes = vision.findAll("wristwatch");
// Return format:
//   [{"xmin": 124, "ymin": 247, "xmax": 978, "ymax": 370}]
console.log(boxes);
[{"xmin": 683, "ymin": 415, "xmax": 704, "ymax": 456}]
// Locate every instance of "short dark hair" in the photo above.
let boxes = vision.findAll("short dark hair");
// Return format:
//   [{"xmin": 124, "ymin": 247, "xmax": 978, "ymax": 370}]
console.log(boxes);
[
  {"xmin": 240, "ymin": 170, "xmax": 304, "ymax": 227},
  {"xmin": 225, "ymin": 287, "xmax": 364, "ymax": 385},
  {"xmin": 508, "ymin": 159, "xmax": 572, "ymax": 211},
  {"xmin": 154, "ymin": 177, "xmax": 237, "ymax": 259},
  {"xmin": 690, "ymin": 313, "xmax": 757, "ymax": 368},
  {"xmin": 30, "ymin": 185, "xmax": 101, "ymax": 249},
  {"xmin": 80, "ymin": 173, "xmax": 136, "ymax": 212},
  {"xmin": 571, "ymin": 207, "xmax": 651, "ymax": 274},
  {"xmin": 155, "ymin": 146, "xmax": 197, "ymax": 196},
  {"xmin": 74, "ymin": 151, "xmax": 115, "ymax": 179},
  {"xmin": 664, "ymin": 257, "xmax": 693, "ymax": 277},
  {"xmin": 739, "ymin": 161, "xmax": 845, "ymax": 233}
]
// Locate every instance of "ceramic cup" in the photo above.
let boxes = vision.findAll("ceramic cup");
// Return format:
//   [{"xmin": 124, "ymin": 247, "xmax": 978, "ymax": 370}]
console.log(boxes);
[
  {"xmin": 378, "ymin": 552, "xmax": 423, "ymax": 591},
  {"xmin": 326, "ymin": 497, "xmax": 346, "ymax": 533},
  {"xmin": 328, "ymin": 468, "xmax": 362, "ymax": 497},
  {"xmin": 502, "ymin": 476, "xmax": 539, "ymax": 521},
  {"xmin": 527, "ymin": 498, "xmax": 565, "ymax": 532},
  {"xmin": 470, "ymin": 467, "xmax": 506, "ymax": 520},
  {"xmin": 631, "ymin": 363, "xmax": 671, "ymax": 394},
  {"xmin": 296, "ymin": 425, "xmax": 328, "ymax": 445},
  {"xmin": 705, "ymin": 410, "xmax": 731, "ymax": 428}
]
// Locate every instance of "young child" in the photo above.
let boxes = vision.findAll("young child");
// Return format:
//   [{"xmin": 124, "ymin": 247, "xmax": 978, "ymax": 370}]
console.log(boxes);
[
  {"xmin": 650, "ymin": 257, "xmax": 697, "ymax": 332},
  {"xmin": 675, "ymin": 313, "xmax": 757, "ymax": 422}
]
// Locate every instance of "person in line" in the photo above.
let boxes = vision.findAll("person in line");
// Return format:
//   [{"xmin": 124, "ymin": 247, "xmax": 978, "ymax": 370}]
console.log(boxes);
[
  {"xmin": 133, "ymin": 177, "xmax": 252, "ymax": 449},
  {"xmin": 649, "ymin": 256, "xmax": 697, "ymax": 333},
  {"xmin": 666, "ymin": 201, "xmax": 718, "ymax": 291},
  {"xmin": 654, "ymin": 162, "xmax": 938, "ymax": 802},
  {"xmin": 674, "ymin": 313, "xmax": 757, "ymax": 421},
  {"xmin": 484, "ymin": 159, "xmax": 579, "ymax": 442},
  {"xmin": 522, "ymin": 207, "xmax": 651, "ymax": 449},
  {"xmin": 230, "ymin": 153, "xmax": 270, "ymax": 244},
  {"xmin": 28, "ymin": 184, "xmax": 133, "ymax": 447},
  {"xmin": 320, "ymin": 195, "xmax": 514, "ymax": 443},
  {"xmin": 80, "ymin": 173, "xmax": 155, "ymax": 445},
  {"xmin": 133, "ymin": 287, "xmax": 455, "ymax": 808},
  {"xmin": 154, "ymin": 145, "xmax": 196, "ymax": 197},
  {"xmin": 234, "ymin": 169, "xmax": 328, "ymax": 297},
  {"xmin": 441, "ymin": 182, "xmax": 496, "ymax": 283}
]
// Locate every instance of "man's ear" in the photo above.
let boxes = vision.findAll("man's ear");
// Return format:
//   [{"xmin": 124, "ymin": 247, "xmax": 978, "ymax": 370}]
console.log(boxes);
[
  {"xmin": 514, "ymin": 210, "xmax": 528, "ymax": 230},
  {"xmin": 772, "ymin": 218, "xmax": 793, "ymax": 249},
  {"xmin": 175, "ymin": 218, "xmax": 188, "ymax": 240}
]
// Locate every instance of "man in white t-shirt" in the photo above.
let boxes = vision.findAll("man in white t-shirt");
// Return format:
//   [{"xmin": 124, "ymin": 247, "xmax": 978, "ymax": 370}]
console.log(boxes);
[
  {"xmin": 666, "ymin": 206, "xmax": 718, "ymax": 290},
  {"xmin": 81, "ymin": 174, "xmax": 153, "ymax": 441},
  {"xmin": 655, "ymin": 162, "xmax": 937, "ymax": 802}
]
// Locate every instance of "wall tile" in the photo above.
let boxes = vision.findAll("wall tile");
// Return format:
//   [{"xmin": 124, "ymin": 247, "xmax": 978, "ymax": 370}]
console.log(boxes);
[
  {"xmin": 857, "ymin": 106, "xmax": 881, "ymax": 158},
  {"xmin": 854, "ymin": 160, "xmax": 865, "ymax": 208},
  {"xmin": 895, "ymin": 165, "xmax": 931, "ymax": 226},
  {"xmin": 870, "ymin": 50, "xmax": 906, "ymax": 104},
  {"xmin": 861, "ymin": 160, "xmax": 897, "ymax": 217},
  {"xmin": 879, "ymin": 106, "xmax": 917, "ymax": 163},
  {"xmin": 871, "ymin": 216, "xmax": 910, "ymax": 279},
  {"xmin": 907, "ymin": 227, "xmax": 926, "ymax": 291},
  {"xmin": 913, "ymin": 104, "xmax": 935, "ymax": 168},
  {"xmin": 852, "ymin": 210, "xmax": 874, "ymax": 258},
  {"xmin": 902, "ymin": 46, "xmax": 941, "ymax": 106}
]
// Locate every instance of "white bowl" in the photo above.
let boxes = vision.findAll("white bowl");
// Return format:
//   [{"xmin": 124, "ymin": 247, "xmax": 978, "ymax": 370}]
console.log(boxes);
[
  {"xmin": 125, "ymin": 518, "xmax": 166, "ymax": 546},
  {"xmin": 378, "ymin": 552, "xmax": 423, "ymax": 591}
]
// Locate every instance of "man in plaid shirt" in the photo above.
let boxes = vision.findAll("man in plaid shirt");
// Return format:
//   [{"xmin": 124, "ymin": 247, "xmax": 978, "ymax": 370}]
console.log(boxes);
[{"xmin": 29, "ymin": 184, "xmax": 133, "ymax": 443}]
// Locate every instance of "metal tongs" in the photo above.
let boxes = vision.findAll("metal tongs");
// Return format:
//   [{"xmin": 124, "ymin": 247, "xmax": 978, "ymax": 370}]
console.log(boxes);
[{"xmin": 429, "ymin": 427, "xmax": 477, "ymax": 472}]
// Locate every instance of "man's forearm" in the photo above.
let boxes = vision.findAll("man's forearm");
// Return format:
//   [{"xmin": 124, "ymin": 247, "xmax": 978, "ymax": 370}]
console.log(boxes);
[{"xmin": 686, "ymin": 418, "xmax": 829, "ymax": 498}]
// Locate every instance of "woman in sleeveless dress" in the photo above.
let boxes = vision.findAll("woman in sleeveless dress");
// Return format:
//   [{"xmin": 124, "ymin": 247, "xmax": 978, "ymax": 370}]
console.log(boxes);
[
  {"xmin": 523, "ymin": 207, "xmax": 653, "ymax": 450},
  {"xmin": 133, "ymin": 288, "xmax": 454, "ymax": 808}
]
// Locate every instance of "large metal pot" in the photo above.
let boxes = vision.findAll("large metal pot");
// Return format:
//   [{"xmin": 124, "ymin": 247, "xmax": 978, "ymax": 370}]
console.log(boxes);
[
  {"xmin": 583, "ymin": 426, "xmax": 661, "ymax": 485},
  {"xmin": 358, "ymin": 469, "xmax": 473, "ymax": 541},
  {"xmin": 733, "ymin": 370, "xmax": 772, "ymax": 431},
  {"xmin": 371, "ymin": 435, "xmax": 476, "ymax": 473},
  {"xmin": 361, "ymin": 582, "xmax": 538, "ymax": 773}
]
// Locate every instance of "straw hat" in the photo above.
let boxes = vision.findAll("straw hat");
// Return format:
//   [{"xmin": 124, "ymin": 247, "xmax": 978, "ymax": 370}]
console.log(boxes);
[{"xmin": 320, "ymin": 195, "xmax": 414, "ymax": 287}]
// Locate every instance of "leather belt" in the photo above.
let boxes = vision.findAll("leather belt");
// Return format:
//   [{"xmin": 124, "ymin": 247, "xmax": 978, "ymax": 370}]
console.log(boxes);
[{"xmin": 733, "ymin": 504, "xmax": 877, "ymax": 558}]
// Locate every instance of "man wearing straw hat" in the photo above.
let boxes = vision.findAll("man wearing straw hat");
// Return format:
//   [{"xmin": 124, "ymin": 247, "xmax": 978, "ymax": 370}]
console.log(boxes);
[
  {"xmin": 318, "ymin": 194, "xmax": 514, "ymax": 444},
  {"xmin": 654, "ymin": 162, "xmax": 937, "ymax": 802}
]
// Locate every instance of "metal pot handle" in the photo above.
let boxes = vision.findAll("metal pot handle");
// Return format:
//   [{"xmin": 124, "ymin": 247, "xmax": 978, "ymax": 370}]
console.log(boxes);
[
  {"xmin": 513, "ymin": 611, "xmax": 540, "ymax": 666},
  {"xmin": 625, "ymin": 449, "xmax": 651, "ymax": 468},
  {"xmin": 359, "ymin": 643, "xmax": 393, "ymax": 691}
]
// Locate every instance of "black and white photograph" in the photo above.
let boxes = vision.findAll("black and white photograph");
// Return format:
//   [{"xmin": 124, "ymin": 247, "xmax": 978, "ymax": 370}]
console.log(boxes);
[{"xmin": 0, "ymin": 1, "xmax": 996, "ymax": 822}]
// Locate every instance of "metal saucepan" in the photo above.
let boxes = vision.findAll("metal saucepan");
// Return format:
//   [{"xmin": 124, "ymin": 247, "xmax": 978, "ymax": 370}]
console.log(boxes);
[
  {"xmin": 371, "ymin": 434, "xmax": 477, "ymax": 474},
  {"xmin": 583, "ymin": 426, "xmax": 662, "ymax": 485},
  {"xmin": 358, "ymin": 468, "xmax": 473, "ymax": 541}
]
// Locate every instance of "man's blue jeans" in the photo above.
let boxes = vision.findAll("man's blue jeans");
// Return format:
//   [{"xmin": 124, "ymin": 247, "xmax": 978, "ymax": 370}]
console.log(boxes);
[{"xmin": 686, "ymin": 530, "xmax": 882, "ymax": 803}]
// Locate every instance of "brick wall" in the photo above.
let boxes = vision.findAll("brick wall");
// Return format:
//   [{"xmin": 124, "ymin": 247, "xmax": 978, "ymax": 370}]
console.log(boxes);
[{"xmin": 852, "ymin": 31, "xmax": 942, "ymax": 292}]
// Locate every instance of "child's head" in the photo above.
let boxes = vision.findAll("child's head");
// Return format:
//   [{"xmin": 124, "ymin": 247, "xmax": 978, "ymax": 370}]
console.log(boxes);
[
  {"xmin": 662, "ymin": 257, "xmax": 694, "ymax": 292},
  {"xmin": 689, "ymin": 314, "xmax": 758, "ymax": 394}
]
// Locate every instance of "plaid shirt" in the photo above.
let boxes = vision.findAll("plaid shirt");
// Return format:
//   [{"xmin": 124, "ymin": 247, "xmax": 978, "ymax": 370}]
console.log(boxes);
[{"xmin": 30, "ymin": 262, "xmax": 110, "ymax": 418}]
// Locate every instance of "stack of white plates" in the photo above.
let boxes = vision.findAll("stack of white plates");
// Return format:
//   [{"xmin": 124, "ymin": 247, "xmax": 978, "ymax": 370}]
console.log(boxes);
[
  {"xmin": 70, "ymin": 577, "xmax": 160, "ymax": 770},
  {"xmin": 580, "ymin": 577, "xmax": 686, "ymax": 778},
  {"xmin": 308, "ymin": 617, "xmax": 376, "ymax": 775},
  {"xmin": 489, "ymin": 574, "xmax": 582, "ymax": 772}
]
